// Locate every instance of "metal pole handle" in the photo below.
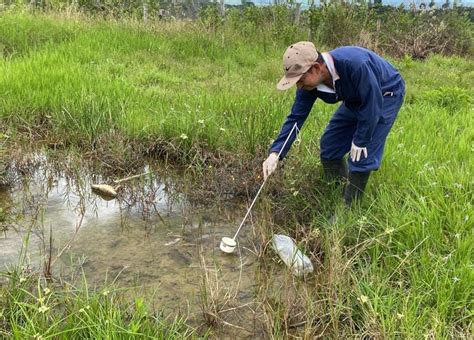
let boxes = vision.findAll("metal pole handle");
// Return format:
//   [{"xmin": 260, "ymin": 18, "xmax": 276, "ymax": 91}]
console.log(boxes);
[{"xmin": 232, "ymin": 123, "xmax": 299, "ymax": 240}]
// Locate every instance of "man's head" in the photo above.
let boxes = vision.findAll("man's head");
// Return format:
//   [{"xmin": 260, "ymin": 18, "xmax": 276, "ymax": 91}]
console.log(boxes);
[{"xmin": 276, "ymin": 41, "xmax": 326, "ymax": 91}]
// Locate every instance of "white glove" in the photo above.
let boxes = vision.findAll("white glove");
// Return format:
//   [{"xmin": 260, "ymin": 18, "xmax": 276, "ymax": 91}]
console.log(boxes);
[
  {"xmin": 262, "ymin": 152, "xmax": 279, "ymax": 180},
  {"xmin": 350, "ymin": 142, "xmax": 368, "ymax": 162}
]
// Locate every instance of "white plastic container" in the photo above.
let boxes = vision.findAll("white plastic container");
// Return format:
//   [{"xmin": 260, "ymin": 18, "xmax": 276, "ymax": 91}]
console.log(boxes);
[{"xmin": 272, "ymin": 234, "xmax": 313, "ymax": 277}]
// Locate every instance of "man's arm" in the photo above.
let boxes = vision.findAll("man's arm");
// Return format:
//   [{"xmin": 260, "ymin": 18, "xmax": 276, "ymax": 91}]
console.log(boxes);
[{"xmin": 269, "ymin": 88, "xmax": 317, "ymax": 159}]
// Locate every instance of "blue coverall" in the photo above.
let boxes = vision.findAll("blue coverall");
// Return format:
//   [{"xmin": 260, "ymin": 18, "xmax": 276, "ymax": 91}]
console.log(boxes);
[{"xmin": 270, "ymin": 46, "xmax": 405, "ymax": 173}]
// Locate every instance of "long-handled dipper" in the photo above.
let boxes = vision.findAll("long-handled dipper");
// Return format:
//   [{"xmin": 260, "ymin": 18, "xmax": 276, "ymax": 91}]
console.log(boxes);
[{"xmin": 220, "ymin": 123, "xmax": 300, "ymax": 254}]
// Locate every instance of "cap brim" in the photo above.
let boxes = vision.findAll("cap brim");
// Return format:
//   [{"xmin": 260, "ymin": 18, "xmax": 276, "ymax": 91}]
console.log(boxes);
[{"xmin": 276, "ymin": 74, "xmax": 302, "ymax": 91}]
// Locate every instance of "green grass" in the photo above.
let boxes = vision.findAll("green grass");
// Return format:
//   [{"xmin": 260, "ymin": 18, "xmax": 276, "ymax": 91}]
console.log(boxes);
[
  {"xmin": 0, "ymin": 11, "xmax": 291, "ymax": 154},
  {"xmin": 0, "ymin": 9, "xmax": 473, "ymax": 338},
  {"xmin": 0, "ymin": 268, "xmax": 194, "ymax": 339}
]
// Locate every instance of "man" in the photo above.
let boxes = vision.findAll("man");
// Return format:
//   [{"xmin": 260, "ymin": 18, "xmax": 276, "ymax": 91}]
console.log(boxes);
[{"xmin": 262, "ymin": 42, "xmax": 405, "ymax": 206}]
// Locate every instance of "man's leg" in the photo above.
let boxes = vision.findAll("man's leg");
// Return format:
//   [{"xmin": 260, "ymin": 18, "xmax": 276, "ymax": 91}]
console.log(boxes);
[
  {"xmin": 321, "ymin": 159, "xmax": 348, "ymax": 185},
  {"xmin": 320, "ymin": 106, "xmax": 356, "ymax": 224},
  {"xmin": 320, "ymin": 104, "xmax": 356, "ymax": 185},
  {"xmin": 345, "ymin": 89, "xmax": 405, "ymax": 206},
  {"xmin": 344, "ymin": 171, "xmax": 371, "ymax": 206}
]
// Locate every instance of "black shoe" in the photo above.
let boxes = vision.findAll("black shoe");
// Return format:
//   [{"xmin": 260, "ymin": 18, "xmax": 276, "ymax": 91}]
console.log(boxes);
[
  {"xmin": 344, "ymin": 171, "xmax": 371, "ymax": 207},
  {"xmin": 321, "ymin": 159, "xmax": 348, "ymax": 185}
]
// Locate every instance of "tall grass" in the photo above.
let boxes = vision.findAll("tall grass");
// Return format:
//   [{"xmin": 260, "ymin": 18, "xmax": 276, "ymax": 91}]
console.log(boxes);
[
  {"xmin": 0, "ymin": 11, "xmax": 295, "ymax": 156},
  {"xmin": 0, "ymin": 9, "xmax": 472, "ymax": 338}
]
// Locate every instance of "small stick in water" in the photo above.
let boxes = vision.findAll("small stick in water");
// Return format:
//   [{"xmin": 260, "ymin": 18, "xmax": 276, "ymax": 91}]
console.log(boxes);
[{"xmin": 113, "ymin": 172, "xmax": 150, "ymax": 184}]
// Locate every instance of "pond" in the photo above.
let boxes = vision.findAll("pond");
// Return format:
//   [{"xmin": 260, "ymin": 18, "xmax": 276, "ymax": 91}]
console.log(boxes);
[{"xmin": 0, "ymin": 154, "xmax": 266, "ymax": 332}]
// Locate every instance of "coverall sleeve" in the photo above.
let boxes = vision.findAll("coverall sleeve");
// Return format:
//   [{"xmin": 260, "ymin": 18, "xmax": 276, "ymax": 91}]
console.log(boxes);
[
  {"xmin": 352, "ymin": 63, "xmax": 383, "ymax": 147},
  {"xmin": 269, "ymin": 88, "xmax": 317, "ymax": 160}
]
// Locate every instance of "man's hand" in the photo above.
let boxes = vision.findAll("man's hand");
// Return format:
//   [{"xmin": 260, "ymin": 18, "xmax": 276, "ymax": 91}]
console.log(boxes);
[
  {"xmin": 262, "ymin": 152, "xmax": 279, "ymax": 180},
  {"xmin": 350, "ymin": 142, "xmax": 368, "ymax": 162}
]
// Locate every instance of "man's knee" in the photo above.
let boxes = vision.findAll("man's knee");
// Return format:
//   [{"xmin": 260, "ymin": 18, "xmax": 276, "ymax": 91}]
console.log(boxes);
[
  {"xmin": 319, "ymin": 132, "xmax": 332, "ymax": 160},
  {"xmin": 320, "ymin": 131, "xmax": 352, "ymax": 161},
  {"xmin": 349, "ymin": 159, "xmax": 380, "ymax": 173}
]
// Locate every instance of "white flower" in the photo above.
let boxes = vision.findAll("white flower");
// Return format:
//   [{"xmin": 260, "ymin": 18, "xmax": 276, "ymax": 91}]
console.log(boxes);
[
  {"xmin": 102, "ymin": 289, "xmax": 110, "ymax": 296},
  {"xmin": 442, "ymin": 254, "xmax": 452, "ymax": 262},
  {"xmin": 453, "ymin": 277, "xmax": 460, "ymax": 283},
  {"xmin": 19, "ymin": 277, "xmax": 26, "ymax": 283},
  {"xmin": 397, "ymin": 313, "xmax": 404, "ymax": 319},
  {"xmin": 292, "ymin": 190, "xmax": 299, "ymax": 196},
  {"xmin": 43, "ymin": 288, "xmax": 51, "ymax": 295},
  {"xmin": 38, "ymin": 305, "xmax": 50, "ymax": 313},
  {"xmin": 385, "ymin": 227, "xmax": 394, "ymax": 234},
  {"xmin": 179, "ymin": 134, "xmax": 188, "ymax": 140},
  {"xmin": 198, "ymin": 119, "xmax": 205, "ymax": 124},
  {"xmin": 358, "ymin": 295, "xmax": 369, "ymax": 304},
  {"xmin": 357, "ymin": 216, "xmax": 368, "ymax": 225},
  {"xmin": 219, "ymin": 127, "xmax": 226, "ymax": 132}
]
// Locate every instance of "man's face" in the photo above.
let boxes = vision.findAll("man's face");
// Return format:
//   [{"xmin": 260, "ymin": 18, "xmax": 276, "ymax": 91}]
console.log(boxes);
[{"xmin": 296, "ymin": 64, "xmax": 323, "ymax": 91}]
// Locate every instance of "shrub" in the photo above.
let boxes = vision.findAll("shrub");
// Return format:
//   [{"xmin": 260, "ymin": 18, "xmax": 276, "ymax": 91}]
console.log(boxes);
[{"xmin": 422, "ymin": 86, "xmax": 471, "ymax": 112}]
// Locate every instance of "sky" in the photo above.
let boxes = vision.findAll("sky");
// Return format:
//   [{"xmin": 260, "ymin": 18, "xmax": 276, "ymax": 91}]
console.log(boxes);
[{"xmin": 223, "ymin": 0, "xmax": 474, "ymax": 7}]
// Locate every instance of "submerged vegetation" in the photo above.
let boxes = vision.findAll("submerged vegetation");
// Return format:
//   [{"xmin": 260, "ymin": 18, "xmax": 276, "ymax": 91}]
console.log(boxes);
[{"xmin": 0, "ymin": 4, "xmax": 473, "ymax": 338}]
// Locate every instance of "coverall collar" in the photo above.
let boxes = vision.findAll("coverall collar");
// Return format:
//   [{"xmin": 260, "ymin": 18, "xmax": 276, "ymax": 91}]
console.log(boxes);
[{"xmin": 316, "ymin": 52, "xmax": 340, "ymax": 94}]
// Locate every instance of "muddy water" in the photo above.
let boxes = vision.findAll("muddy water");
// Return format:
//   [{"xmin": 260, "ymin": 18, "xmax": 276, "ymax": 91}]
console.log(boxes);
[{"xmin": 0, "ymin": 158, "xmax": 261, "ymax": 330}]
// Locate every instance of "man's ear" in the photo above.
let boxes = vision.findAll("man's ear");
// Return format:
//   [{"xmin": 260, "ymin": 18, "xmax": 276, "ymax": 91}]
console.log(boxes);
[{"xmin": 312, "ymin": 62, "xmax": 322, "ymax": 74}]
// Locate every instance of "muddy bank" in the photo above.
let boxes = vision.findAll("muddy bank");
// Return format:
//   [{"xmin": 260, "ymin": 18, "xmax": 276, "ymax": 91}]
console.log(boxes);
[{"xmin": 1, "ymin": 128, "xmax": 327, "ymax": 224}]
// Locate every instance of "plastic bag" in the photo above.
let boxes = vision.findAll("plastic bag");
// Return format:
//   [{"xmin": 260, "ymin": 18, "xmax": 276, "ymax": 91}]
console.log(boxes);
[{"xmin": 272, "ymin": 234, "xmax": 313, "ymax": 277}]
